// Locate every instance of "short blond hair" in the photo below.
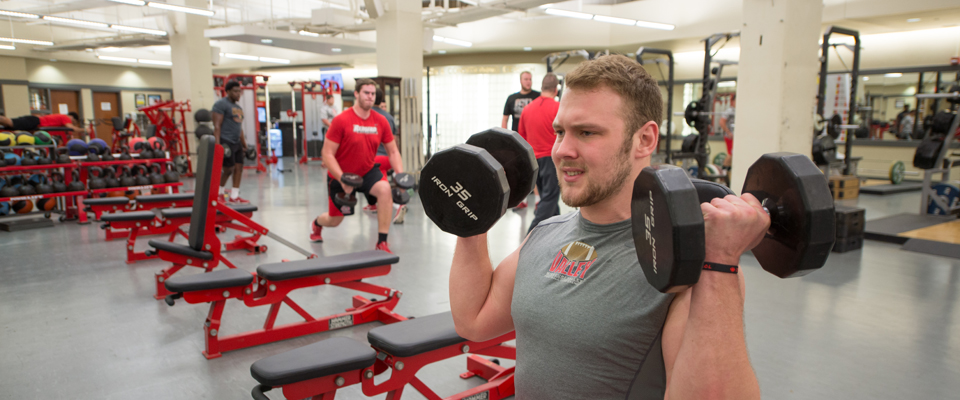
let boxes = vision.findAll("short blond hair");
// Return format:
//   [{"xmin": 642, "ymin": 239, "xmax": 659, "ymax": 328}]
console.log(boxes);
[{"xmin": 563, "ymin": 55, "xmax": 662, "ymax": 137}]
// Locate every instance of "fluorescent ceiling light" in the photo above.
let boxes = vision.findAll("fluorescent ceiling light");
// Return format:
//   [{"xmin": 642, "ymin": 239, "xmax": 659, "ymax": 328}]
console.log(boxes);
[
  {"xmin": 717, "ymin": 81, "xmax": 736, "ymax": 87},
  {"xmin": 43, "ymin": 15, "xmax": 109, "ymax": 28},
  {"xmin": 438, "ymin": 50, "xmax": 446, "ymax": 54},
  {"xmin": 635, "ymin": 20, "xmax": 675, "ymax": 30},
  {"xmin": 99, "ymin": 47, "xmax": 124, "ymax": 52},
  {"xmin": 259, "ymin": 56, "xmax": 289, "ymax": 64},
  {"xmin": 523, "ymin": 47, "xmax": 532, "ymax": 51},
  {"xmin": 458, "ymin": 0, "xmax": 477, "ymax": 5},
  {"xmin": 544, "ymin": 8, "xmax": 592, "ymax": 20},
  {"xmin": 146, "ymin": 2, "xmax": 215, "ymax": 16},
  {"xmin": 98, "ymin": 55, "xmax": 136, "ymax": 62},
  {"xmin": 0, "ymin": 36, "xmax": 54, "ymax": 46},
  {"xmin": 863, "ymin": 76, "xmax": 869, "ymax": 81},
  {"xmin": 0, "ymin": 44, "xmax": 15, "ymax": 50},
  {"xmin": 0, "ymin": 10, "xmax": 40, "ymax": 19},
  {"xmin": 539, "ymin": 4, "xmax": 554, "ymax": 8},
  {"xmin": 593, "ymin": 15, "xmax": 636, "ymax": 26},
  {"xmin": 433, "ymin": 35, "xmax": 472, "ymax": 47},
  {"xmin": 261, "ymin": 38, "xmax": 273, "ymax": 44},
  {"xmin": 109, "ymin": 0, "xmax": 147, "ymax": 5},
  {"xmin": 331, "ymin": 47, "xmax": 341, "ymax": 52},
  {"xmin": 223, "ymin": 53, "xmax": 258, "ymax": 61},
  {"xmin": 298, "ymin": 30, "xmax": 320, "ymax": 37},
  {"xmin": 111, "ymin": 24, "xmax": 167, "ymax": 36},
  {"xmin": 885, "ymin": 73, "xmax": 903, "ymax": 78},
  {"xmin": 906, "ymin": 18, "xmax": 920, "ymax": 23},
  {"xmin": 138, "ymin": 58, "xmax": 172, "ymax": 66}
]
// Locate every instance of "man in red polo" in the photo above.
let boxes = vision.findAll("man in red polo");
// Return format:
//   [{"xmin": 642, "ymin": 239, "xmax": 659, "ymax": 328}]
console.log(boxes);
[
  {"xmin": 0, "ymin": 112, "xmax": 84, "ymax": 135},
  {"xmin": 518, "ymin": 73, "xmax": 561, "ymax": 232}
]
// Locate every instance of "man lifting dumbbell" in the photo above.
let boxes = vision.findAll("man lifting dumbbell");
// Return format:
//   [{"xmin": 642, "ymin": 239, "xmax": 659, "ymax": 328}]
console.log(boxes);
[
  {"xmin": 310, "ymin": 78, "xmax": 404, "ymax": 252},
  {"xmin": 423, "ymin": 55, "xmax": 769, "ymax": 399}
]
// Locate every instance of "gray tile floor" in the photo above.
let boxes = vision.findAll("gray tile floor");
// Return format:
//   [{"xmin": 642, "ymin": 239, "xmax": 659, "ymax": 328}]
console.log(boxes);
[{"xmin": 1, "ymin": 160, "xmax": 958, "ymax": 399}]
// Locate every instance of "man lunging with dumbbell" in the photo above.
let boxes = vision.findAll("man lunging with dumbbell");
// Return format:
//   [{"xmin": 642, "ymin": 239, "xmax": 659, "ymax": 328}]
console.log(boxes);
[
  {"xmin": 447, "ymin": 56, "xmax": 765, "ymax": 399},
  {"xmin": 310, "ymin": 78, "xmax": 404, "ymax": 253}
]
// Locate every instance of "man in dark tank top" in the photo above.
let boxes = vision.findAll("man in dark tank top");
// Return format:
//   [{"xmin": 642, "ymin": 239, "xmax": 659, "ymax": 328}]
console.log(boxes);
[{"xmin": 448, "ymin": 55, "xmax": 767, "ymax": 400}]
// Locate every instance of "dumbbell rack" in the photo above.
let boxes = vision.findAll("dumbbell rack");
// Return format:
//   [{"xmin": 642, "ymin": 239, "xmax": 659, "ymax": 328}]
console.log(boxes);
[
  {"xmin": 73, "ymin": 157, "xmax": 183, "ymax": 224},
  {"xmin": 0, "ymin": 146, "xmax": 80, "ymax": 230}
]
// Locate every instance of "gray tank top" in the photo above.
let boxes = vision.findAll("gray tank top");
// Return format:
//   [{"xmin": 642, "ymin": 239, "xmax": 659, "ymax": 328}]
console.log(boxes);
[{"xmin": 512, "ymin": 211, "xmax": 675, "ymax": 399}]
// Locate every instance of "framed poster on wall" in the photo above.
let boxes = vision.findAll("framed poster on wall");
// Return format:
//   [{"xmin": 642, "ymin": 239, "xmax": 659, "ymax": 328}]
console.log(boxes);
[
  {"xmin": 147, "ymin": 94, "xmax": 162, "ymax": 106},
  {"xmin": 135, "ymin": 94, "xmax": 146, "ymax": 107}
]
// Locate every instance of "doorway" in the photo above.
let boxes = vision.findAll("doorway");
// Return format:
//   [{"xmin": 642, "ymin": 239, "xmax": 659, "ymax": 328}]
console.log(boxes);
[
  {"xmin": 49, "ymin": 90, "xmax": 80, "ymax": 118},
  {"xmin": 92, "ymin": 92, "xmax": 120, "ymax": 144}
]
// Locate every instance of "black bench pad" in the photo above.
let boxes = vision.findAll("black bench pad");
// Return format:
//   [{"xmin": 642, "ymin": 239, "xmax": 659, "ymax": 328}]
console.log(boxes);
[
  {"xmin": 251, "ymin": 337, "xmax": 376, "ymax": 387},
  {"xmin": 367, "ymin": 312, "xmax": 464, "ymax": 358},
  {"xmin": 159, "ymin": 204, "xmax": 258, "ymax": 219},
  {"xmin": 147, "ymin": 240, "xmax": 214, "ymax": 260},
  {"xmin": 83, "ymin": 197, "xmax": 131, "ymax": 206},
  {"xmin": 101, "ymin": 211, "xmax": 156, "ymax": 222},
  {"xmin": 165, "ymin": 268, "xmax": 254, "ymax": 292},
  {"xmin": 136, "ymin": 193, "xmax": 195, "ymax": 203},
  {"xmin": 257, "ymin": 250, "xmax": 398, "ymax": 281}
]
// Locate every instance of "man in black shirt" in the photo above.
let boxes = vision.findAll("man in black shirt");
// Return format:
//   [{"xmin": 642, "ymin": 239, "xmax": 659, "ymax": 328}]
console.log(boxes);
[{"xmin": 501, "ymin": 71, "xmax": 540, "ymax": 132}]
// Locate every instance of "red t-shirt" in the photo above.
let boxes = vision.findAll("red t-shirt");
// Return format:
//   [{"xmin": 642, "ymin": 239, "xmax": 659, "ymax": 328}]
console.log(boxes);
[
  {"xmin": 326, "ymin": 108, "xmax": 394, "ymax": 176},
  {"xmin": 38, "ymin": 114, "xmax": 73, "ymax": 127},
  {"xmin": 517, "ymin": 96, "xmax": 559, "ymax": 159}
]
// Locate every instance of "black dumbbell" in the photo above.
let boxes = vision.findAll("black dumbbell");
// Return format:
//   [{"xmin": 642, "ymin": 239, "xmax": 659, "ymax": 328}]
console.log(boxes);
[
  {"xmin": 392, "ymin": 186, "xmax": 410, "ymax": 205},
  {"xmin": 333, "ymin": 173, "xmax": 363, "ymax": 208},
  {"xmin": 419, "ymin": 127, "xmax": 538, "ymax": 237},
  {"xmin": 393, "ymin": 172, "xmax": 415, "ymax": 190},
  {"xmin": 631, "ymin": 152, "xmax": 836, "ymax": 293}
]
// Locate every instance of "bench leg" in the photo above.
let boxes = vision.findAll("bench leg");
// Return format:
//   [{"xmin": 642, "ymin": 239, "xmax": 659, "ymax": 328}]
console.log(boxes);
[
  {"xmin": 203, "ymin": 300, "xmax": 226, "ymax": 359},
  {"xmin": 155, "ymin": 264, "xmax": 185, "ymax": 299}
]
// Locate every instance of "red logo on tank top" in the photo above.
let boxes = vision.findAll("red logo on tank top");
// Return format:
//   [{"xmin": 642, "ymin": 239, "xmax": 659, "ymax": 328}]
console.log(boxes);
[{"xmin": 545, "ymin": 241, "xmax": 598, "ymax": 285}]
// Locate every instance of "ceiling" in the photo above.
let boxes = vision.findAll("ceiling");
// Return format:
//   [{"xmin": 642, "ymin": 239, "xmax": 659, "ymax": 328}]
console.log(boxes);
[{"xmin": 0, "ymin": 0, "xmax": 956, "ymax": 75}]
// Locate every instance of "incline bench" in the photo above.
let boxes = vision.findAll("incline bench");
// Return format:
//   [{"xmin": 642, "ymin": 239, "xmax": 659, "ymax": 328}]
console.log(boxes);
[
  {"xmin": 163, "ymin": 250, "xmax": 404, "ymax": 359},
  {"xmin": 250, "ymin": 311, "xmax": 516, "ymax": 400},
  {"xmin": 83, "ymin": 192, "xmax": 195, "ymax": 222},
  {"xmin": 100, "ymin": 203, "xmax": 259, "ymax": 263}
]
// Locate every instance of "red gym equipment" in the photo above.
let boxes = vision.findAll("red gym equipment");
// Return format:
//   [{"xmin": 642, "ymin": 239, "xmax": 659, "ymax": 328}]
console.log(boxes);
[
  {"xmin": 250, "ymin": 312, "xmax": 516, "ymax": 400},
  {"xmin": 109, "ymin": 117, "xmax": 143, "ymax": 154},
  {"xmin": 287, "ymin": 79, "xmax": 342, "ymax": 165},
  {"xmin": 138, "ymin": 100, "xmax": 194, "ymax": 176}
]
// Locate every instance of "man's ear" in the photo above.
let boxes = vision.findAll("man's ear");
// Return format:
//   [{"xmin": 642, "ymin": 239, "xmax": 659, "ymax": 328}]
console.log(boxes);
[{"xmin": 633, "ymin": 120, "xmax": 659, "ymax": 159}]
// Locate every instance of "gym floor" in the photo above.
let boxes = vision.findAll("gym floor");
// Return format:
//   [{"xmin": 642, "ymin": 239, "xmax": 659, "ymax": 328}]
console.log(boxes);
[{"xmin": 1, "ymin": 160, "xmax": 958, "ymax": 399}]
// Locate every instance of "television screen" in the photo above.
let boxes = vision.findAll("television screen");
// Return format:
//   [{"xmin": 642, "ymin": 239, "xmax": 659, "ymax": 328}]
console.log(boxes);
[
  {"xmin": 320, "ymin": 72, "xmax": 344, "ymax": 91},
  {"xmin": 257, "ymin": 106, "xmax": 266, "ymax": 123}
]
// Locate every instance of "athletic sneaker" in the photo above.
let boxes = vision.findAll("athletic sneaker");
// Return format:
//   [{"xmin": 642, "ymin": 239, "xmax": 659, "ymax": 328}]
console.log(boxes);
[
  {"xmin": 514, "ymin": 201, "xmax": 528, "ymax": 210},
  {"xmin": 309, "ymin": 223, "xmax": 323, "ymax": 242},
  {"xmin": 229, "ymin": 196, "xmax": 251, "ymax": 204},
  {"xmin": 375, "ymin": 241, "xmax": 392, "ymax": 254},
  {"xmin": 363, "ymin": 204, "xmax": 377, "ymax": 213},
  {"xmin": 392, "ymin": 204, "xmax": 406, "ymax": 224}
]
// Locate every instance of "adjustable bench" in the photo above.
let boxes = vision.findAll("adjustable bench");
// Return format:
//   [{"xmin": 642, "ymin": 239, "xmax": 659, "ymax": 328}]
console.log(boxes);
[
  {"xmin": 163, "ymin": 250, "xmax": 404, "ymax": 359},
  {"xmin": 149, "ymin": 135, "xmax": 319, "ymax": 300},
  {"xmin": 250, "ymin": 311, "xmax": 516, "ymax": 400},
  {"xmin": 101, "ymin": 204, "xmax": 259, "ymax": 263},
  {"xmin": 83, "ymin": 193, "xmax": 194, "ymax": 221}
]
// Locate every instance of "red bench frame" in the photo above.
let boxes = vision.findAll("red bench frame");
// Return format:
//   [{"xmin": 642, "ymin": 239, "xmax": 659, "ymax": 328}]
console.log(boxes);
[{"xmin": 171, "ymin": 261, "xmax": 403, "ymax": 359}]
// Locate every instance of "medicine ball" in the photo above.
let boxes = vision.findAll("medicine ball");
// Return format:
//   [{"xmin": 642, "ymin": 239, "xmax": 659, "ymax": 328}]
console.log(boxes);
[
  {"xmin": 67, "ymin": 139, "xmax": 89, "ymax": 156},
  {"xmin": 15, "ymin": 132, "xmax": 36, "ymax": 145},
  {"xmin": 34, "ymin": 131, "xmax": 53, "ymax": 145},
  {"xmin": 128, "ymin": 137, "xmax": 146, "ymax": 154},
  {"xmin": 0, "ymin": 132, "xmax": 13, "ymax": 146}
]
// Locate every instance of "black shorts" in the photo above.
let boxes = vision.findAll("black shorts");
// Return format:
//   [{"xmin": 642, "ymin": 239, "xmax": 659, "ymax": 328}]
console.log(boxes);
[
  {"xmin": 328, "ymin": 167, "xmax": 384, "ymax": 216},
  {"xmin": 10, "ymin": 116, "xmax": 40, "ymax": 131},
  {"xmin": 222, "ymin": 141, "xmax": 244, "ymax": 168}
]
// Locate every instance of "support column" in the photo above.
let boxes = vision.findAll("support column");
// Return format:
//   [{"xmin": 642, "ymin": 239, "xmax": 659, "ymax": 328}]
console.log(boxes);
[
  {"xmin": 732, "ymin": 0, "xmax": 823, "ymax": 191},
  {"xmin": 168, "ymin": 0, "xmax": 216, "ymax": 166},
  {"xmin": 376, "ymin": 0, "xmax": 425, "ymax": 174},
  {"xmin": 0, "ymin": 56, "xmax": 30, "ymax": 117}
]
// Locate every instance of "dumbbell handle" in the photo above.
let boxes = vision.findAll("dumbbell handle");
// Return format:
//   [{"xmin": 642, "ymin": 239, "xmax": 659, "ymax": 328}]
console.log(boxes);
[{"xmin": 673, "ymin": 111, "xmax": 726, "ymax": 116}]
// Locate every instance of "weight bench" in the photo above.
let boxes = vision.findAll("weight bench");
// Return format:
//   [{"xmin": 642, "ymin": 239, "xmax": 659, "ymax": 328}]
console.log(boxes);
[
  {"xmin": 149, "ymin": 135, "xmax": 319, "ymax": 300},
  {"xmin": 250, "ymin": 311, "xmax": 516, "ymax": 400},
  {"xmin": 163, "ymin": 250, "xmax": 404, "ymax": 359},
  {"xmin": 101, "ymin": 204, "xmax": 259, "ymax": 263},
  {"xmin": 83, "ymin": 193, "xmax": 194, "ymax": 221}
]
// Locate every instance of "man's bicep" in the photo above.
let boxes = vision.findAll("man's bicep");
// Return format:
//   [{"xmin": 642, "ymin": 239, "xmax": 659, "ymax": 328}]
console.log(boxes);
[
  {"xmin": 661, "ymin": 287, "xmax": 690, "ymax": 399},
  {"xmin": 478, "ymin": 242, "xmax": 522, "ymax": 336},
  {"xmin": 212, "ymin": 112, "xmax": 224, "ymax": 128}
]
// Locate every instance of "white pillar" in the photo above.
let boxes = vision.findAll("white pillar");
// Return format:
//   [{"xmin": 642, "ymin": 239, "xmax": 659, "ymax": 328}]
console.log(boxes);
[
  {"xmin": 376, "ymin": 0, "xmax": 425, "ymax": 173},
  {"xmin": 167, "ymin": 0, "xmax": 216, "ymax": 170},
  {"xmin": 732, "ymin": 0, "xmax": 823, "ymax": 191}
]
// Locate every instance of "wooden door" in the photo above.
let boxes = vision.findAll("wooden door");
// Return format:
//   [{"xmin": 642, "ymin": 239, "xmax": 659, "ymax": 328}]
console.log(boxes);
[
  {"xmin": 92, "ymin": 92, "xmax": 120, "ymax": 144},
  {"xmin": 49, "ymin": 90, "xmax": 80, "ymax": 118}
]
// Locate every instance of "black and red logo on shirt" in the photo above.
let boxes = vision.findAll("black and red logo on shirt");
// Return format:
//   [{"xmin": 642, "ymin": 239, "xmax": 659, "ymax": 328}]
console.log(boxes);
[{"xmin": 545, "ymin": 241, "xmax": 599, "ymax": 285}]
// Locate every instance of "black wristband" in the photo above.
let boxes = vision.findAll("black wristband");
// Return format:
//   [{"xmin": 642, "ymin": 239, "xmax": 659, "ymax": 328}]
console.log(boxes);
[{"xmin": 703, "ymin": 262, "xmax": 739, "ymax": 274}]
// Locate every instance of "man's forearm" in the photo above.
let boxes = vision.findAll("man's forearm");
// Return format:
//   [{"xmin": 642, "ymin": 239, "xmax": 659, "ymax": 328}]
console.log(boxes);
[
  {"xmin": 501, "ymin": 116, "xmax": 509, "ymax": 129},
  {"xmin": 667, "ymin": 271, "xmax": 760, "ymax": 400},
  {"xmin": 449, "ymin": 235, "xmax": 496, "ymax": 338},
  {"xmin": 389, "ymin": 152, "xmax": 403, "ymax": 174}
]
